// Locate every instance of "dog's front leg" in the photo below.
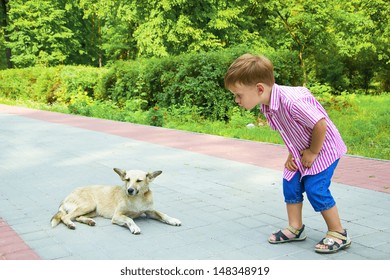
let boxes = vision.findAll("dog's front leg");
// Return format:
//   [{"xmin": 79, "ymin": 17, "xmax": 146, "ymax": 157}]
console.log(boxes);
[
  {"xmin": 111, "ymin": 214, "xmax": 141, "ymax": 234},
  {"xmin": 145, "ymin": 210, "xmax": 181, "ymax": 226}
]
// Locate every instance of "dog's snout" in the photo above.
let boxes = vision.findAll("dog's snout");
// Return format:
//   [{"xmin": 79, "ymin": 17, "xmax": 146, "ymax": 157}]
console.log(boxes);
[{"xmin": 127, "ymin": 188, "xmax": 138, "ymax": 195}]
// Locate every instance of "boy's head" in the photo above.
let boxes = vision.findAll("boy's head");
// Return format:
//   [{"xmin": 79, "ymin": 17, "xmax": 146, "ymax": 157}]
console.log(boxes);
[
  {"xmin": 224, "ymin": 54, "xmax": 275, "ymax": 109},
  {"xmin": 224, "ymin": 53, "xmax": 275, "ymax": 90}
]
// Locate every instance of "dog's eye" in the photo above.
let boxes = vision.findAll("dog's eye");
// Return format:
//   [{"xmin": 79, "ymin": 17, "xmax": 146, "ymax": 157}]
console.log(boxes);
[
  {"xmin": 136, "ymin": 179, "xmax": 142, "ymax": 183},
  {"xmin": 125, "ymin": 178, "xmax": 130, "ymax": 182}
]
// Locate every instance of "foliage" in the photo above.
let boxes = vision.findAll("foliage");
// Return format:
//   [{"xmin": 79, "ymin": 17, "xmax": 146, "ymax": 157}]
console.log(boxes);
[
  {"xmin": 229, "ymin": 107, "xmax": 257, "ymax": 128},
  {"xmin": 101, "ymin": 50, "xmax": 238, "ymax": 121},
  {"xmin": 5, "ymin": 0, "xmax": 80, "ymax": 67},
  {"xmin": 0, "ymin": 27, "xmax": 5, "ymax": 69},
  {"xmin": 327, "ymin": 94, "xmax": 390, "ymax": 160},
  {"xmin": 0, "ymin": 65, "xmax": 105, "ymax": 104},
  {"xmin": 147, "ymin": 106, "xmax": 164, "ymax": 127},
  {"xmin": 332, "ymin": 0, "xmax": 390, "ymax": 93},
  {"xmin": 165, "ymin": 104, "xmax": 204, "ymax": 124},
  {"xmin": 0, "ymin": 0, "xmax": 389, "ymax": 93},
  {"xmin": 308, "ymin": 83, "xmax": 357, "ymax": 111},
  {"xmin": 100, "ymin": 46, "xmax": 304, "ymax": 121},
  {"xmin": 0, "ymin": 47, "xmax": 389, "ymax": 160},
  {"xmin": 0, "ymin": 49, "xmax": 365, "ymax": 121}
]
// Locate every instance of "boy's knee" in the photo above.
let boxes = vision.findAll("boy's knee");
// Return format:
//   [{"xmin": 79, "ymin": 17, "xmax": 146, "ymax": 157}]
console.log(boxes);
[{"xmin": 305, "ymin": 188, "xmax": 336, "ymax": 212}]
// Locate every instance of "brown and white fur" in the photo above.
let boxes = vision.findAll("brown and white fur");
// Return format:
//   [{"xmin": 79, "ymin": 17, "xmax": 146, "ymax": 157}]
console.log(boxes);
[{"xmin": 50, "ymin": 168, "xmax": 181, "ymax": 234}]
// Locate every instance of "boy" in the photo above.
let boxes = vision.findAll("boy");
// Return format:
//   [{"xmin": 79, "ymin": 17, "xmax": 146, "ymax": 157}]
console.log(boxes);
[{"xmin": 224, "ymin": 54, "xmax": 351, "ymax": 253}]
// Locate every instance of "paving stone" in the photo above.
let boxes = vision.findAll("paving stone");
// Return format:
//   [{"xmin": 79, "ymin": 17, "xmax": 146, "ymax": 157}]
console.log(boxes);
[{"xmin": 0, "ymin": 106, "xmax": 389, "ymax": 261}]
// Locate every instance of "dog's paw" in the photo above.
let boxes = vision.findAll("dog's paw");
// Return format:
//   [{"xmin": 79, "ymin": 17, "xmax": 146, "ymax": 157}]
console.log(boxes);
[
  {"xmin": 67, "ymin": 223, "xmax": 76, "ymax": 230},
  {"xmin": 129, "ymin": 225, "xmax": 141, "ymax": 235},
  {"xmin": 87, "ymin": 220, "xmax": 96, "ymax": 226},
  {"xmin": 168, "ymin": 218, "xmax": 181, "ymax": 226}
]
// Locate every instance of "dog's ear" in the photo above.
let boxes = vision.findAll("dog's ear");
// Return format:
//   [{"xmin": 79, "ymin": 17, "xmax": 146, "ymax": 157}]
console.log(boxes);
[
  {"xmin": 147, "ymin": 170, "xmax": 162, "ymax": 181},
  {"xmin": 113, "ymin": 168, "xmax": 127, "ymax": 181}
]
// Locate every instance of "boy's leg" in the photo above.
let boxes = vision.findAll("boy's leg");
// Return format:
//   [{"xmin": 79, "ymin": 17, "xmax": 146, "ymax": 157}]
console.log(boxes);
[
  {"xmin": 316, "ymin": 205, "xmax": 345, "ymax": 250},
  {"xmin": 269, "ymin": 171, "xmax": 305, "ymax": 242},
  {"xmin": 268, "ymin": 202, "xmax": 304, "ymax": 241},
  {"xmin": 321, "ymin": 205, "xmax": 343, "ymax": 232},
  {"xmin": 304, "ymin": 160, "xmax": 350, "ymax": 251},
  {"xmin": 287, "ymin": 202, "xmax": 304, "ymax": 230}
]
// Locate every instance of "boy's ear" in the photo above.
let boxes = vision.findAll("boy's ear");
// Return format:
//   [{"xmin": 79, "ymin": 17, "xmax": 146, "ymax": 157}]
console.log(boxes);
[{"xmin": 256, "ymin": 83, "xmax": 264, "ymax": 94}]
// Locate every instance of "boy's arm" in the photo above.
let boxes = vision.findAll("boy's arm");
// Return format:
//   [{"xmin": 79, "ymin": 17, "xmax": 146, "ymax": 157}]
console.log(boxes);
[
  {"xmin": 300, "ymin": 118, "xmax": 327, "ymax": 168},
  {"xmin": 285, "ymin": 152, "xmax": 298, "ymax": 171},
  {"xmin": 309, "ymin": 118, "xmax": 327, "ymax": 154}
]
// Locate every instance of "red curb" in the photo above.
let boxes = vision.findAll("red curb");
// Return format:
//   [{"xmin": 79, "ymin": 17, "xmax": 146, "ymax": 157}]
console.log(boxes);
[{"xmin": 0, "ymin": 218, "xmax": 40, "ymax": 260}]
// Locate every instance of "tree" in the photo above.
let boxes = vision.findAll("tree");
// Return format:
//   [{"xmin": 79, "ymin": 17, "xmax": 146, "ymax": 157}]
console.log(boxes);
[
  {"xmin": 100, "ymin": 1, "xmax": 138, "ymax": 61},
  {"xmin": 1, "ymin": 0, "xmax": 388, "ymax": 93},
  {"xmin": 262, "ymin": 0, "xmax": 337, "ymax": 86},
  {"xmin": 0, "ymin": 0, "xmax": 12, "ymax": 68},
  {"xmin": 6, "ymin": 0, "xmax": 79, "ymax": 67},
  {"xmin": 332, "ymin": 0, "xmax": 390, "ymax": 92},
  {"xmin": 61, "ymin": 1, "xmax": 102, "ymax": 66},
  {"xmin": 107, "ymin": 0, "xmax": 266, "ymax": 58}
]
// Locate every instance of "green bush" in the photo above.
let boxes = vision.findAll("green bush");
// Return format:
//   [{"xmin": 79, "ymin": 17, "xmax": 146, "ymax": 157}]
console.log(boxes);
[
  {"xmin": 165, "ymin": 104, "xmax": 204, "ymax": 124},
  {"xmin": 147, "ymin": 106, "xmax": 164, "ymax": 127},
  {"xmin": 0, "ymin": 47, "xmax": 355, "ymax": 122},
  {"xmin": 101, "ymin": 51, "xmax": 237, "ymax": 121},
  {"xmin": 228, "ymin": 107, "xmax": 257, "ymax": 128},
  {"xmin": 157, "ymin": 52, "xmax": 235, "ymax": 120},
  {"xmin": 309, "ymin": 83, "xmax": 357, "ymax": 111},
  {"xmin": 54, "ymin": 66, "xmax": 106, "ymax": 103},
  {"xmin": 100, "ymin": 47, "xmax": 306, "ymax": 121},
  {"xmin": 0, "ymin": 66, "xmax": 105, "ymax": 104},
  {"xmin": 0, "ymin": 68, "xmax": 36, "ymax": 99}
]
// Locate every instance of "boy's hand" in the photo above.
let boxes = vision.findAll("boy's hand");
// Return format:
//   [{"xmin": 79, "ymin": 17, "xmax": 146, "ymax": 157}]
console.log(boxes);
[
  {"xmin": 300, "ymin": 149, "xmax": 319, "ymax": 168},
  {"xmin": 285, "ymin": 153, "xmax": 298, "ymax": 171}
]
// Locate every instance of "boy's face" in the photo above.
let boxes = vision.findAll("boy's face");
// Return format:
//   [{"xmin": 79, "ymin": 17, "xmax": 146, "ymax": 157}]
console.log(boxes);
[{"xmin": 229, "ymin": 83, "xmax": 263, "ymax": 110}]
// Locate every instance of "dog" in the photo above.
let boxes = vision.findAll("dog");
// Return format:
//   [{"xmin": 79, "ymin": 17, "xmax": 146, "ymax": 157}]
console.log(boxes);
[{"xmin": 50, "ymin": 168, "xmax": 181, "ymax": 234}]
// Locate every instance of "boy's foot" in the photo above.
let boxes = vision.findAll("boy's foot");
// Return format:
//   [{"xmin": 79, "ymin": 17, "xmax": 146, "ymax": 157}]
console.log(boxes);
[
  {"xmin": 315, "ymin": 230, "xmax": 351, "ymax": 253},
  {"xmin": 268, "ymin": 225, "xmax": 306, "ymax": 244}
]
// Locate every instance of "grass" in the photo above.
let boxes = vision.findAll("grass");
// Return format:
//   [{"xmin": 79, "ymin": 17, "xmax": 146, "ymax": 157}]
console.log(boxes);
[
  {"xmin": 327, "ymin": 95, "xmax": 389, "ymax": 160},
  {"xmin": 1, "ymin": 94, "xmax": 389, "ymax": 160},
  {"xmin": 163, "ymin": 118, "xmax": 283, "ymax": 144}
]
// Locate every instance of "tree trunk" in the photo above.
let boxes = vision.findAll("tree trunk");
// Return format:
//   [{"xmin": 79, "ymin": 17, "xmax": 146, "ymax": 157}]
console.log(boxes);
[
  {"xmin": 1, "ymin": 0, "xmax": 12, "ymax": 68},
  {"xmin": 276, "ymin": 10, "xmax": 307, "ymax": 86},
  {"xmin": 299, "ymin": 48, "xmax": 307, "ymax": 87}
]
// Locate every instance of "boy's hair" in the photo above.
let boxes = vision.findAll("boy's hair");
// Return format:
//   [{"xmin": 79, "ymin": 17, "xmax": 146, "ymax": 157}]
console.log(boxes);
[{"xmin": 224, "ymin": 54, "xmax": 275, "ymax": 89}]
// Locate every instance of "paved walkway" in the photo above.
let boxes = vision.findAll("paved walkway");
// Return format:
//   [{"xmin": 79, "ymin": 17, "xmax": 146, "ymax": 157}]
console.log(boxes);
[{"xmin": 0, "ymin": 104, "xmax": 389, "ymax": 260}]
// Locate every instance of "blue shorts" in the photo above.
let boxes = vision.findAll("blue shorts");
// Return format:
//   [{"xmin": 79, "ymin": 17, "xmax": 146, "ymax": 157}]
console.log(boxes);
[{"xmin": 283, "ymin": 159, "xmax": 339, "ymax": 212}]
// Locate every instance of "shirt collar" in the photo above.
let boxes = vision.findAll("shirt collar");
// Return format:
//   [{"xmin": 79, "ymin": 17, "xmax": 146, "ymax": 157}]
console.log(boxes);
[
  {"xmin": 261, "ymin": 83, "xmax": 280, "ymax": 113},
  {"xmin": 269, "ymin": 84, "xmax": 280, "ymax": 111}
]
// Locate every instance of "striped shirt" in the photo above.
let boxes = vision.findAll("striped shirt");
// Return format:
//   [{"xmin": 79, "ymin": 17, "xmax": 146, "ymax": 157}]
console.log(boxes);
[{"xmin": 261, "ymin": 84, "xmax": 347, "ymax": 181}]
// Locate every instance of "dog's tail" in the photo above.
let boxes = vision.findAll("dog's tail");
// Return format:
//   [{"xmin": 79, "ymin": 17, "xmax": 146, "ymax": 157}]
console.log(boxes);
[{"xmin": 50, "ymin": 210, "xmax": 65, "ymax": 227}]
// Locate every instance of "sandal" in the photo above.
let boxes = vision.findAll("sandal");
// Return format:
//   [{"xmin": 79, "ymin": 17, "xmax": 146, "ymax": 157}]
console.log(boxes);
[
  {"xmin": 315, "ymin": 230, "xmax": 351, "ymax": 254},
  {"xmin": 268, "ymin": 224, "xmax": 306, "ymax": 244}
]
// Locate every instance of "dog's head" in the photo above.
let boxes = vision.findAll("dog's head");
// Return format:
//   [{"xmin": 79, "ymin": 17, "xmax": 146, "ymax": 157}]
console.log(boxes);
[{"xmin": 113, "ymin": 168, "xmax": 162, "ymax": 196}]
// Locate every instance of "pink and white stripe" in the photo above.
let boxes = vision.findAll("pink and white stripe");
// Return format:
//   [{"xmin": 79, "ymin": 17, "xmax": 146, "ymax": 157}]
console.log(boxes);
[{"xmin": 261, "ymin": 84, "xmax": 347, "ymax": 181}]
